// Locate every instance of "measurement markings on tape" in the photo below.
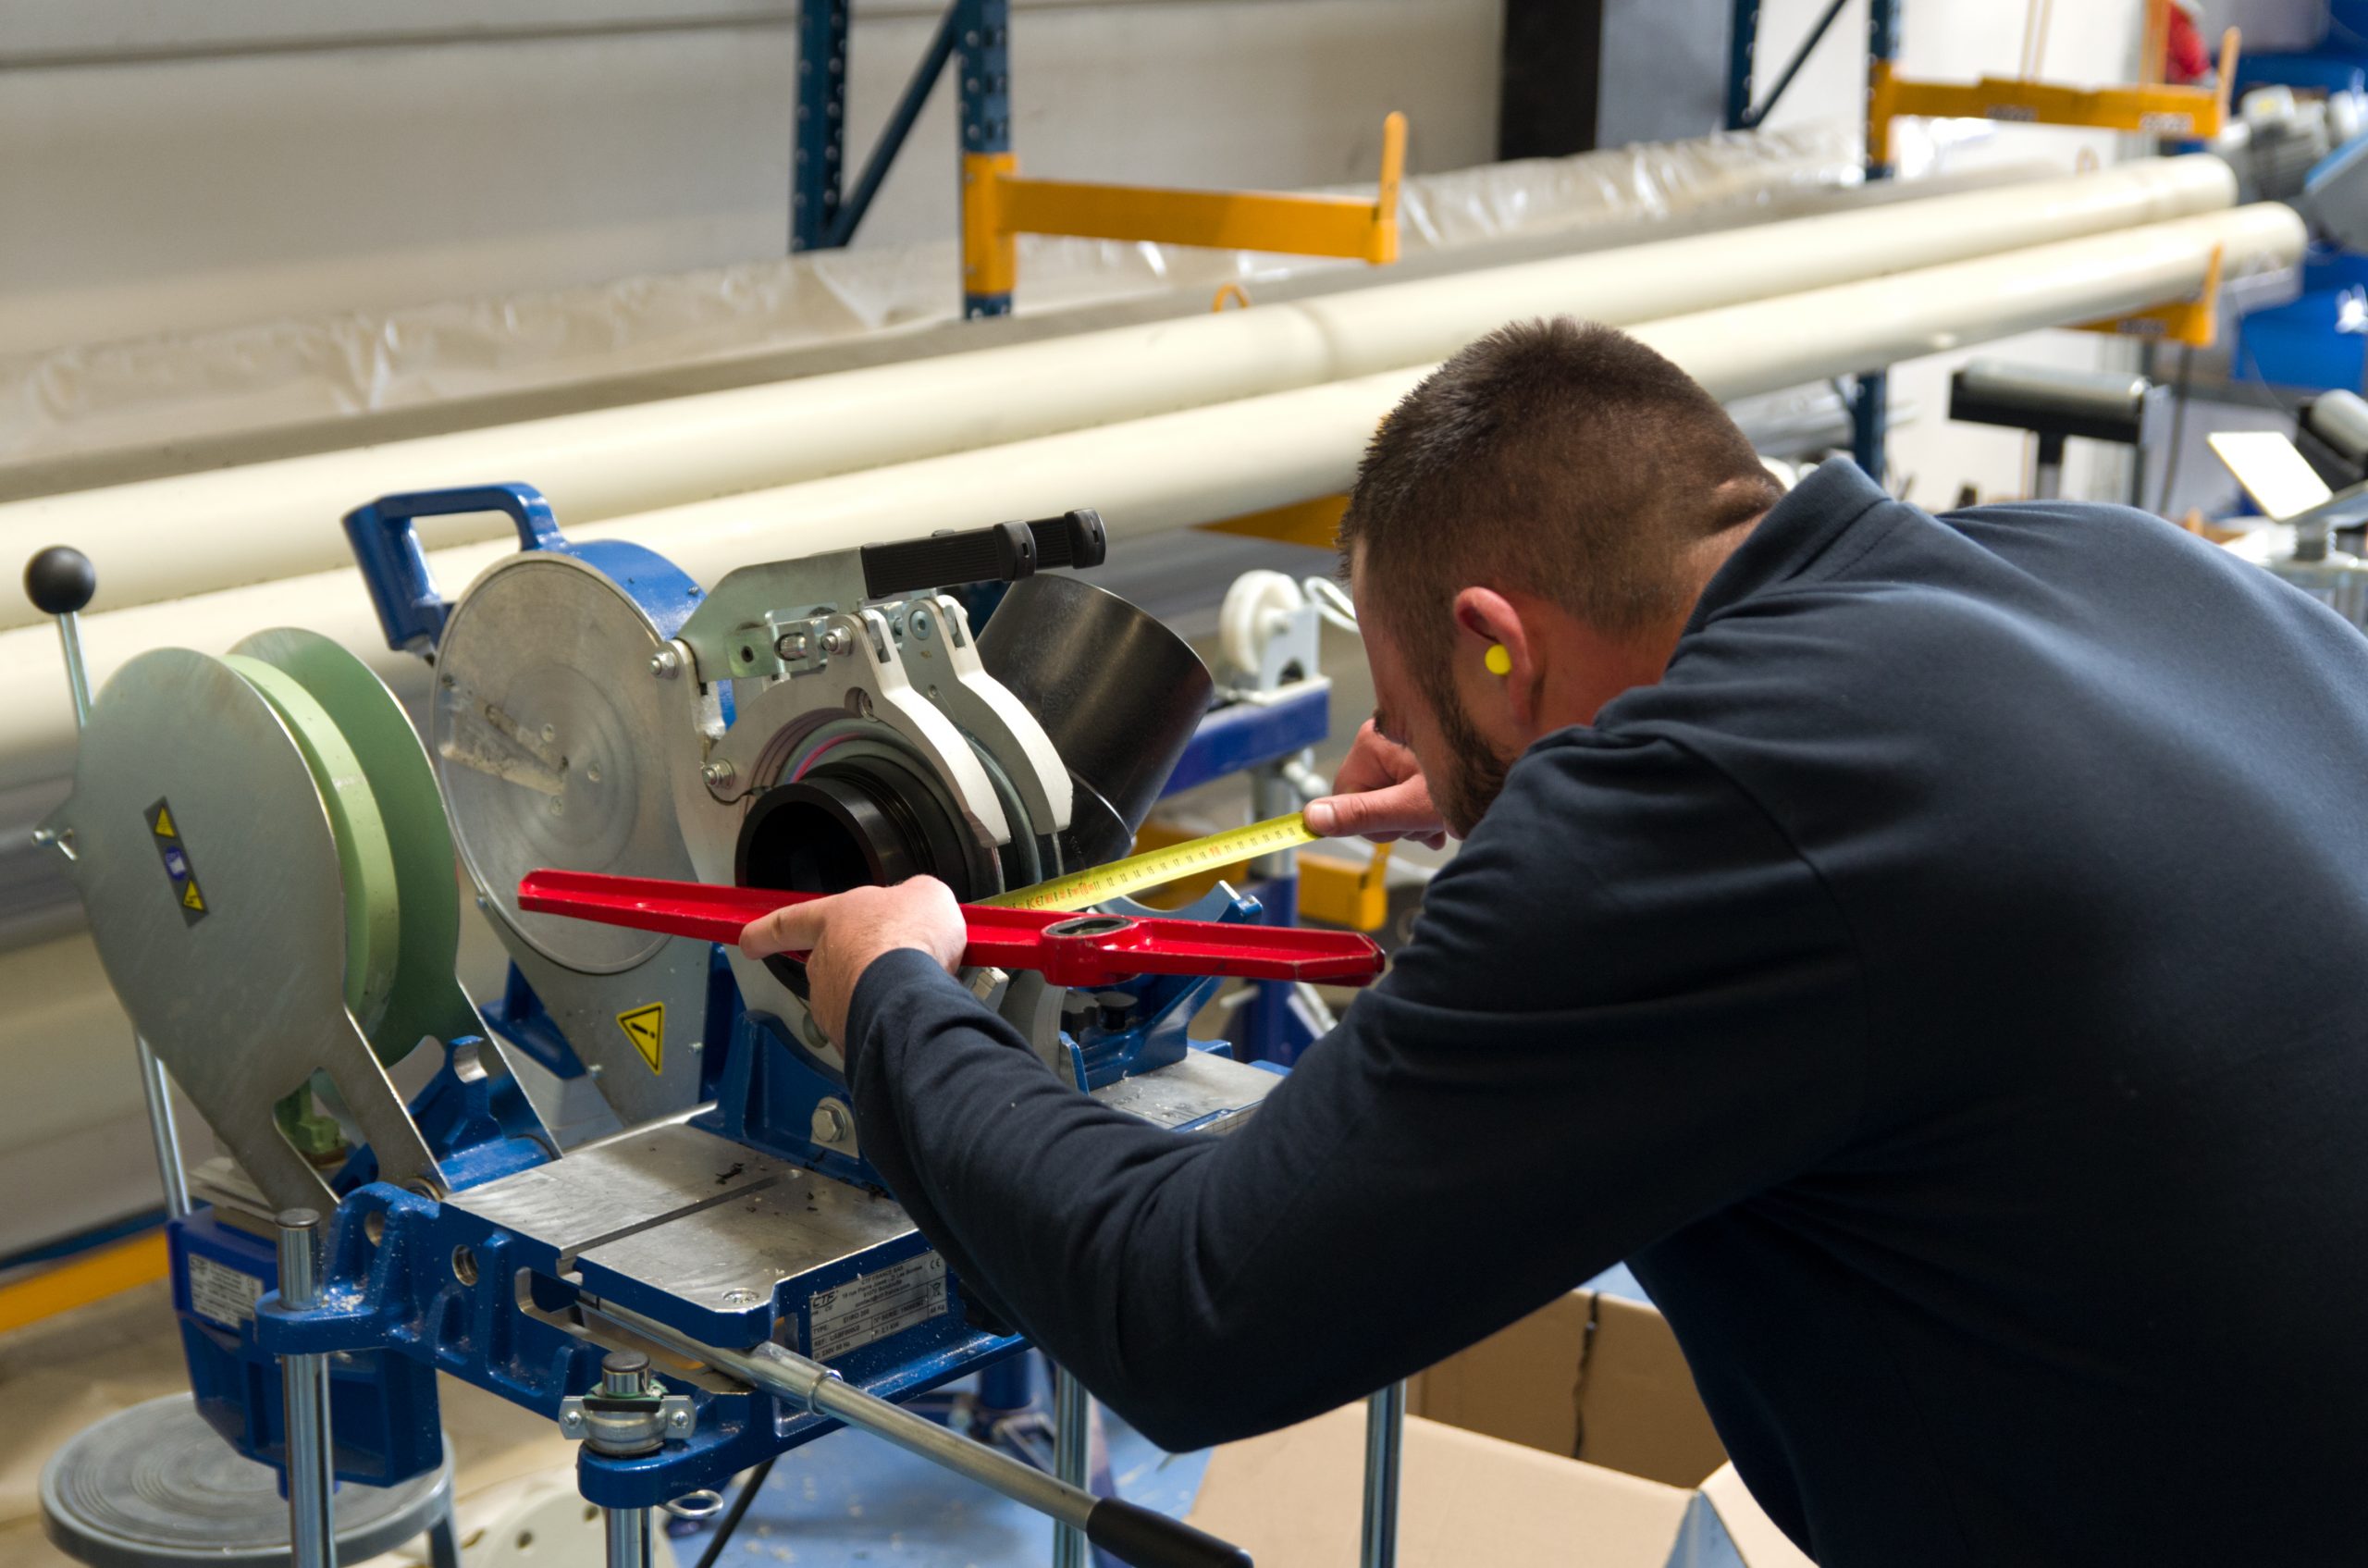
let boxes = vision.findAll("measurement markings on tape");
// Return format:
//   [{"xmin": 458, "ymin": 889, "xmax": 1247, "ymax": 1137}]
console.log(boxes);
[{"xmin": 982, "ymin": 811, "xmax": 1320, "ymax": 912}]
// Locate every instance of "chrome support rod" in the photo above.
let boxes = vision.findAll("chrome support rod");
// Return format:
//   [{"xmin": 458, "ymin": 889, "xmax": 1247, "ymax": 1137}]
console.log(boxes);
[
  {"xmin": 32, "ymin": 551, "xmax": 191, "ymax": 1221},
  {"xmin": 606, "ymin": 1507, "xmax": 652, "ymax": 1568},
  {"xmin": 1053, "ymin": 1364, "xmax": 1090, "ymax": 1568},
  {"xmin": 576, "ymin": 1300, "xmax": 1251, "ymax": 1567},
  {"xmin": 1358, "ymin": 1382, "xmax": 1406, "ymax": 1568},
  {"xmin": 277, "ymin": 1209, "xmax": 339, "ymax": 1568},
  {"xmin": 587, "ymin": 1296, "xmax": 1090, "ymax": 1528}
]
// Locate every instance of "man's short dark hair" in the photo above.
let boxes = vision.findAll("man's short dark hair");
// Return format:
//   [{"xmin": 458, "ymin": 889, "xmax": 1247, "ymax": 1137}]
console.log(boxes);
[{"xmin": 1338, "ymin": 317, "xmax": 1779, "ymax": 682}]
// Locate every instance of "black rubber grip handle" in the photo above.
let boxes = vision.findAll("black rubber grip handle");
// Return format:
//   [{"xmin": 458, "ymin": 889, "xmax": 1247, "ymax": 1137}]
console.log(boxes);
[
  {"xmin": 1085, "ymin": 1497, "xmax": 1252, "ymax": 1568},
  {"xmin": 24, "ymin": 546, "xmax": 96, "ymax": 616},
  {"xmin": 859, "ymin": 509, "xmax": 1107, "ymax": 599}
]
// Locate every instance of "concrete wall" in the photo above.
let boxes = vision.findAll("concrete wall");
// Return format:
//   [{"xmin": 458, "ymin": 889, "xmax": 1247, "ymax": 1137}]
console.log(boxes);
[{"xmin": 0, "ymin": 0, "xmax": 1501, "ymax": 357}]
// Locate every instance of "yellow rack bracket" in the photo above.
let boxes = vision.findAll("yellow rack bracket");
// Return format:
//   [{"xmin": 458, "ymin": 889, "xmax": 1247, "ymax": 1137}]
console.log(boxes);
[
  {"xmin": 1199, "ymin": 494, "xmax": 1349, "ymax": 553},
  {"xmin": 1869, "ymin": 28, "xmax": 2238, "ymax": 169},
  {"xmin": 965, "ymin": 113, "xmax": 1403, "ymax": 300},
  {"xmin": 2073, "ymin": 241, "xmax": 2226, "ymax": 349}
]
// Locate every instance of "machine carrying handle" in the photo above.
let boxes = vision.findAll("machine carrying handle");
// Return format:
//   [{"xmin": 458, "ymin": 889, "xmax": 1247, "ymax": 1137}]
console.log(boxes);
[
  {"xmin": 1087, "ymin": 1498, "xmax": 1254, "ymax": 1568},
  {"xmin": 857, "ymin": 508, "xmax": 1107, "ymax": 599},
  {"xmin": 342, "ymin": 483, "xmax": 564, "ymax": 656}
]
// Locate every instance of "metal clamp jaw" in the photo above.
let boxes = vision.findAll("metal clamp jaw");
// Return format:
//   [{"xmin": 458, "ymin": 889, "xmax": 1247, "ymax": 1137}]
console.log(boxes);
[{"xmin": 663, "ymin": 514, "xmax": 1105, "ymax": 1067}]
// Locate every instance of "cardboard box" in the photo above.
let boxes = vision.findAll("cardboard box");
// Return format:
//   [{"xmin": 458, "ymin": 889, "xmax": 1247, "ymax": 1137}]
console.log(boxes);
[{"xmin": 1187, "ymin": 1290, "xmax": 1816, "ymax": 1567}]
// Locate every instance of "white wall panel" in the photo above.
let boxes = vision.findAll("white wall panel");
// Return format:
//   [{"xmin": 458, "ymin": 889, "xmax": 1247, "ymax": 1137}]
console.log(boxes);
[{"xmin": 0, "ymin": 0, "xmax": 1498, "ymax": 355}]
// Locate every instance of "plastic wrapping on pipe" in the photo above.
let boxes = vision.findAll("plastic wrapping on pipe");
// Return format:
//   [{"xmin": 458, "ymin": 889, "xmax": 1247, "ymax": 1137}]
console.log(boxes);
[
  {"xmin": 0, "ymin": 202, "xmax": 2303, "ymax": 795},
  {"xmin": 0, "ymin": 127, "xmax": 1862, "ymax": 472},
  {"xmin": 0, "ymin": 157, "xmax": 2236, "ymax": 635}
]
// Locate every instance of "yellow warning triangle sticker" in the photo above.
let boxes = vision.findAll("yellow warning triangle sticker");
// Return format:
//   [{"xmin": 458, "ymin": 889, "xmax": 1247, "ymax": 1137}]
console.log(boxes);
[
  {"xmin": 180, "ymin": 881, "xmax": 204, "ymax": 912},
  {"xmin": 616, "ymin": 1004, "xmax": 664, "ymax": 1073},
  {"xmin": 153, "ymin": 806, "xmax": 176, "ymax": 838}
]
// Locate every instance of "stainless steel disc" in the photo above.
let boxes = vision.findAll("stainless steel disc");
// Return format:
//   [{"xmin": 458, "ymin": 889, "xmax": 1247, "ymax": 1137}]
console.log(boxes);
[
  {"xmin": 434, "ymin": 552, "xmax": 695, "ymax": 975},
  {"xmin": 41, "ymin": 1393, "xmax": 451, "ymax": 1568}
]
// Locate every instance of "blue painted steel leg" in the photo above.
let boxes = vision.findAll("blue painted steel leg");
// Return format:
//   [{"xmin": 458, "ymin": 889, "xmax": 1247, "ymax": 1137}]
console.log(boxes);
[
  {"xmin": 956, "ymin": 0, "xmax": 1014, "ymax": 318},
  {"xmin": 1851, "ymin": 372, "xmax": 1888, "ymax": 483},
  {"xmin": 792, "ymin": 0, "xmax": 850, "ymax": 252},
  {"xmin": 824, "ymin": 3, "xmax": 964, "ymax": 249},
  {"xmin": 1726, "ymin": 0, "xmax": 1759, "ymax": 131},
  {"xmin": 1736, "ymin": 0, "xmax": 1850, "ymax": 131},
  {"xmin": 1852, "ymin": 0, "xmax": 1902, "ymax": 481}
]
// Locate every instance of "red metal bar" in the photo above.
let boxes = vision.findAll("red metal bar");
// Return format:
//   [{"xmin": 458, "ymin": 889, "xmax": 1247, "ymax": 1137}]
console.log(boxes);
[{"xmin": 518, "ymin": 870, "xmax": 1388, "ymax": 990}]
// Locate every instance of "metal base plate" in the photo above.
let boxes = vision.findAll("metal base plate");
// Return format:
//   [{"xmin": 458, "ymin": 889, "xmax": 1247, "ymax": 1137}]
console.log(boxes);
[{"xmin": 40, "ymin": 1393, "xmax": 452, "ymax": 1568}]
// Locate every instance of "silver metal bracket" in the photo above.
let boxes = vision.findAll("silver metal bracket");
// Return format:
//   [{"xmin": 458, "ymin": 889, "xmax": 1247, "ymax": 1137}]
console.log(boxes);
[{"xmin": 558, "ymin": 1391, "xmax": 697, "ymax": 1454}]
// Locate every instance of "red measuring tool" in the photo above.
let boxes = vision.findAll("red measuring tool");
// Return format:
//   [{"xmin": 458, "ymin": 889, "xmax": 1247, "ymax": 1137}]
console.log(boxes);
[{"xmin": 517, "ymin": 870, "xmax": 1388, "ymax": 989}]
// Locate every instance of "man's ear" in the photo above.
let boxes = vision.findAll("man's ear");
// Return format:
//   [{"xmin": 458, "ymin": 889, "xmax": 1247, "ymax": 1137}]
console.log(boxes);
[{"xmin": 1451, "ymin": 586, "xmax": 1537, "ymax": 728}]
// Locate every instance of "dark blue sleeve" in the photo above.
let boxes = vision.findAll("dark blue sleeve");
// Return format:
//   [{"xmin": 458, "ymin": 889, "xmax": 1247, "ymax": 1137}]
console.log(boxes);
[{"xmin": 843, "ymin": 733, "xmax": 1867, "ymax": 1453}]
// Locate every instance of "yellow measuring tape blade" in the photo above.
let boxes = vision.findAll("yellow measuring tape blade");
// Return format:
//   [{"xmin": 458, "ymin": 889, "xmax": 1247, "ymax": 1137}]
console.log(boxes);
[{"xmin": 982, "ymin": 812, "xmax": 1320, "ymax": 912}]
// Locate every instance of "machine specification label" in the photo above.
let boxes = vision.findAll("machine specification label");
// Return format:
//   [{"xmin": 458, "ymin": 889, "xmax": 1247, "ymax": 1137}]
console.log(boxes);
[
  {"xmin": 187, "ymin": 1253, "xmax": 265, "ymax": 1329},
  {"xmin": 807, "ymin": 1253, "xmax": 948, "ymax": 1363}
]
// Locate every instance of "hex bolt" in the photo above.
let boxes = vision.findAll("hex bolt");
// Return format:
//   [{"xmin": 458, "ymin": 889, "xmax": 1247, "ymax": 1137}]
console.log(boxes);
[
  {"xmin": 649, "ymin": 647, "xmax": 682, "ymax": 680},
  {"xmin": 819, "ymin": 625, "xmax": 854, "ymax": 657},
  {"xmin": 702, "ymin": 759, "xmax": 736, "ymax": 790},
  {"xmin": 809, "ymin": 1099, "xmax": 854, "ymax": 1145}
]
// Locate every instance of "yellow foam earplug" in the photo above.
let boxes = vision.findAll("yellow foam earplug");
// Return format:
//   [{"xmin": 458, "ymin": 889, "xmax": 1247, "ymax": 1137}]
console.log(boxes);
[{"xmin": 1484, "ymin": 644, "xmax": 1512, "ymax": 677}]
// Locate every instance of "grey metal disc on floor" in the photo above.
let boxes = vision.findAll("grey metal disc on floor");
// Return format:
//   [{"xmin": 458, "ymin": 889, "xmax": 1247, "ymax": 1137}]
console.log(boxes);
[{"xmin": 40, "ymin": 1391, "xmax": 455, "ymax": 1568}]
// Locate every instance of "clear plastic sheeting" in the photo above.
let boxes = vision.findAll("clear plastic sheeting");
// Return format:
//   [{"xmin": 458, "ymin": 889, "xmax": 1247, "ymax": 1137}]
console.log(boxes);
[{"xmin": 0, "ymin": 125, "xmax": 1859, "ymax": 472}]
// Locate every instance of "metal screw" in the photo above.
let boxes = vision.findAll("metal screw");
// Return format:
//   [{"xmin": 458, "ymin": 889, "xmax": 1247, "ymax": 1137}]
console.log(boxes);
[
  {"xmin": 561, "ymin": 1410, "xmax": 585, "ymax": 1433},
  {"xmin": 649, "ymin": 647, "xmax": 682, "ymax": 680},
  {"xmin": 819, "ymin": 625, "xmax": 854, "ymax": 657},
  {"xmin": 775, "ymin": 629, "xmax": 809, "ymax": 661},
  {"xmin": 910, "ymin": 609, "xmax": 933, "ymax": 640},
  {"xmin": 587, "ymin": 1062, "xmax": 605, "ymax": 1079},
  {"xmin": 539, "ymin": 722, "xmax": 556, "ymax": 743},
  {"xmin": 668, "ymin": 1408, "xmax": 692, "ymax": 1430},
  {"xmin": 722, "ymin": 1288, "xmax": 762, "ymax": 1307},
  {"xmin": 548, "ymin": 796, "xmax": 564, "ymax": 817},
  {"xmin": 702, "ymin": 759, "xmax": 736, "ymax": 789}
]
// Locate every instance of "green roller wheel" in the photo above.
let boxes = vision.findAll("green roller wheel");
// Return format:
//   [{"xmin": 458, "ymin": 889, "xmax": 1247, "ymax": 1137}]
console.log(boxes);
[
  {"xmin": 232, "ymin": 630, "xmax": 479, "ymax": 1068},
  {"xmin": 221, "ymin": 655, "xmax": 401, "ymax": 1047}
]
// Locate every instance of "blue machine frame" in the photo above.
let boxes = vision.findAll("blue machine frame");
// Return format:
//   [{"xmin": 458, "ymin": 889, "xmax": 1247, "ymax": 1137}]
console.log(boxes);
[{"xmin": 153, "ymin": 482, "xmax": 1340, "ymax": 1514}]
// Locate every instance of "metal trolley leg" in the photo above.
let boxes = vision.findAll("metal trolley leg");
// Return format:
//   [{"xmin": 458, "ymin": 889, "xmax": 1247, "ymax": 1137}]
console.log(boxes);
[
  {"xmin": 1359, "ymin": 1382, "xmax": 1406, "ymax": 1568},
  {"xmin": 277, "ymin": 1209, "xmax": 339, "ymax": 1568},
  {"xmin": 1053, "ymin": 1364, "xmax": 1090, "ymax": 1568}
]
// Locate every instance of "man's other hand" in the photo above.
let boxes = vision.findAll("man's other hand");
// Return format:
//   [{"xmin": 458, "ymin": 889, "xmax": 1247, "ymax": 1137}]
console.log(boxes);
[
  {"xmin": 1305, "ymin": 720, "xmax": 1449, "ymax": 848},
  {"xmin": 740, "ymin": 879, "xmax": 967, "ymax": 1043}
]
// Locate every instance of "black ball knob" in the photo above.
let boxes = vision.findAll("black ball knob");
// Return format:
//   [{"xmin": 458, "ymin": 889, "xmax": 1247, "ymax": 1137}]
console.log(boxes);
[{"xmin": 24, "ymin": 547, "xmax": 95, "ymax": 616}]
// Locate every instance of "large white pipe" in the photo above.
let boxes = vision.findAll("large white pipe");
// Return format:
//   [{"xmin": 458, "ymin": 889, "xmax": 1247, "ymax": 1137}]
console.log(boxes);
[
  {"xmin": 0, "ymin": 202, "xmax": 2302, "ymax": 793},
  {"xmin": 0, "ymin": 158, "xmax": 2236, "ymax": 635}
]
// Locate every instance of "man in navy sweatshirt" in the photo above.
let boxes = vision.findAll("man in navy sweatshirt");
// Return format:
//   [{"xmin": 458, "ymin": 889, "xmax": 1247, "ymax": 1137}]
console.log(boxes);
[{"xmin": 743, "ymin": 318, "xmax": 2368, "ymax": 1566}]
